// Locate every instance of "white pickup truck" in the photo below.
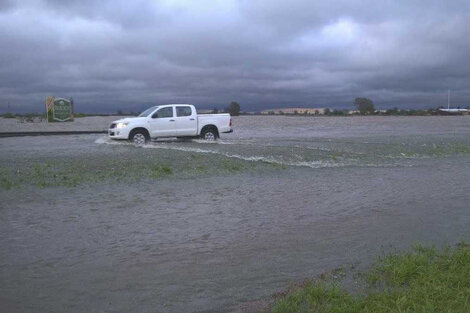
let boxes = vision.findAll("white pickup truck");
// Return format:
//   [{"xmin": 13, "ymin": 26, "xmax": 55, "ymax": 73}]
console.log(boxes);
[{"xmin": 108, "ymin": 104, "xmax": 232, "ymax": 144}]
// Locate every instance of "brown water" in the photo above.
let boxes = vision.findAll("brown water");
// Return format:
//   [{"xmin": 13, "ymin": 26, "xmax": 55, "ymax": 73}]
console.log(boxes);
[{"xmin": 1, "ymin": 116, "xmax": 470, "ymax": 313}]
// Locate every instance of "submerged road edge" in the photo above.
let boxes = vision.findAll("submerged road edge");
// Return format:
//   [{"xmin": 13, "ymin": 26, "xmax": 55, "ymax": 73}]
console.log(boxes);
[{"xmin": 0, "ymin": 131, "xmax": 108, "ymax": 137}]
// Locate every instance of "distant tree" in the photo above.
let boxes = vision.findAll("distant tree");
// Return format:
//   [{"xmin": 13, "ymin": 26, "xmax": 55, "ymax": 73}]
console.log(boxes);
[
  {"xmin": 385, "ymin": 107, "xmax": 399, "ymax": 115},
  {"xmin": 353, "ymin": 98, "xmax": 375, "ymax": 115},
  {"xmin": 226, "ymin": 101, "xmax": 240, "ymax": 116},
  {"xmin": 324, "ymin": 108, "xmax": 331, "ymax": 115},
  {"xmin": 2, "ymin": 112, "xmax": 16, "ymax": 118},
  {"xmin": 332, "ymin": 109, "xmax": 346, "ymax": 116}
]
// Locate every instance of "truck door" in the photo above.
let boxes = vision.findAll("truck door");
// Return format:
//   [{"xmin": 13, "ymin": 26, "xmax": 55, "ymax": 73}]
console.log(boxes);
[
  {"xmin": 148, "ymin": 106, "xmax": 176, "ymax": 137},
  {"xmin": 175, "ymin": 106, "xmax": 197, "ymax": 136}
]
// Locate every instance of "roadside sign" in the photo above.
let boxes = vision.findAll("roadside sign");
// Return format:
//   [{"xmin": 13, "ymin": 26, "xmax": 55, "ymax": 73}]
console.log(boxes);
[{"xmin": 46, "ymin": 97, "xmax": 74, "ymax": 122}]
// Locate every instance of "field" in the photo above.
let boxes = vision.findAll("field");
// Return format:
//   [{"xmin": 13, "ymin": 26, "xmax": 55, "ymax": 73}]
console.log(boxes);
[{"xmin": 1, "ymin": 115, "xmax": 470, "ymax": 313}]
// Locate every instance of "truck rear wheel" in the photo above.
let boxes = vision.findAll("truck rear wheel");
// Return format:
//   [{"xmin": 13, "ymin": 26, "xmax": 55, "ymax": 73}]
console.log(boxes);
[
  {"xmin": 201, "ymin": 128, "xmax": 217, "ymax": 141},
  {"xmin": 129, "ymin": 129, "xmax": 149, "ymax": 145}
]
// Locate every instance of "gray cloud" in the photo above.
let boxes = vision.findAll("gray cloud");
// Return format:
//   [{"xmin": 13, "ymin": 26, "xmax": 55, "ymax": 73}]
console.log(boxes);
[{"xmin": 1, "ymin": 0, "xmax": 469, "ymax": 113}]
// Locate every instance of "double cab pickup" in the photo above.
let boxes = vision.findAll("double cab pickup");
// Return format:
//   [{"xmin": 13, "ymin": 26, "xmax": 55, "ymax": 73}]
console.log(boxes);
[{"xmin": 109, "ymin": 104, "xmax": 232, "ymax": 144}]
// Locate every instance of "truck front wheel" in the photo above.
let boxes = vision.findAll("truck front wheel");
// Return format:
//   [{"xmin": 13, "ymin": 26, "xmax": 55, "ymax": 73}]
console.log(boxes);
[
  {"xmin": 201, "ymin": 128, "xmax": 218, "ymax": 141},
  {"xmin": 129, "ymin": 129, "xmax": 149, "ymax": 145}
]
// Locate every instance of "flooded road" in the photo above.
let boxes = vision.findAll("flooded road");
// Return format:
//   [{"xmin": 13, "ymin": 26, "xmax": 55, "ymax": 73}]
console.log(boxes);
[{"xmin": 1, "ymin": 116, "xmax": 470, "ymax": 312}]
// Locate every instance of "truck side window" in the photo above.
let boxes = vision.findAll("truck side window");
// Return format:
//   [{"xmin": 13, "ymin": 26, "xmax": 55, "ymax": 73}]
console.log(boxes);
[
  {"xmin": 152, "ymin": 107, "xmax": 173, "ymax": 118},
  {"xmin": 176, "ymin": 106, "xmax": 192, "ymax": 117}
]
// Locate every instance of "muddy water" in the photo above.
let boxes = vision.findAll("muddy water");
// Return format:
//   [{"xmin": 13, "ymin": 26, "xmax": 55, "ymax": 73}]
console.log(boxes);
[{"xmin": 1, "ymin": 116, "xmax": 470, "ymax": 313}]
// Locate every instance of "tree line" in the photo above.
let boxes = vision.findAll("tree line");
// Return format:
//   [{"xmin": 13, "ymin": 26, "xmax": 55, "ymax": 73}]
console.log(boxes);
[{"xmin": 212, "ymin": 101, "xmax": 240, "ymax": 116}]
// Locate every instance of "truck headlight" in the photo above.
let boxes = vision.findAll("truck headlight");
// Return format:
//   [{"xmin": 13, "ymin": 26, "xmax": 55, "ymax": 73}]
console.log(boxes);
[{"xmin": 116, "ymin": 122, "xmax": 129, "ymax": 129}]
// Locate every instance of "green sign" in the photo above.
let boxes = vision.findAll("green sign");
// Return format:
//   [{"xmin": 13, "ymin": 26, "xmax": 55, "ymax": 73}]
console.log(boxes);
[{"xmin": 46, "ymin": 97, "xmax": 74, "ymax": 122}]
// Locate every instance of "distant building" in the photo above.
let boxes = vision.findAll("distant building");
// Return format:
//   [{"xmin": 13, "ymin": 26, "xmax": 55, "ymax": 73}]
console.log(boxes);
[
  {"xmin": 437, "ymin": 108, "xmax": 469, "ymax": 115},
  {"xmin": 261, "ymin": 108, "xmax": 327, "ymax": 115}
]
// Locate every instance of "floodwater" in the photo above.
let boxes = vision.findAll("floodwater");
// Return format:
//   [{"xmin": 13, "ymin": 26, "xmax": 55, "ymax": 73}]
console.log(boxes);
[{"xmin": 1, "ymin": 116, "xmax": 470, "ymax": 313}]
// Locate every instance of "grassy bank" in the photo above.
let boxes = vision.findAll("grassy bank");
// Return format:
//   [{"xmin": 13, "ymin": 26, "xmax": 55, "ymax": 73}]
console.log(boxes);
[
  {"xmin": 0, "ymin": 151, "xmax": 286, "ymax": 190},
  {"xmin": 269, "ymin": 244, "xmax": 470, "ymax": 313}
]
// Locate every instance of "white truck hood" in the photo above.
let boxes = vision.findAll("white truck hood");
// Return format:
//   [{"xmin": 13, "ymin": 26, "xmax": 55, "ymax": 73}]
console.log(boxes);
[{"xmin": 112, "ymin": 117, "xmax": 146, "ymax": 124}]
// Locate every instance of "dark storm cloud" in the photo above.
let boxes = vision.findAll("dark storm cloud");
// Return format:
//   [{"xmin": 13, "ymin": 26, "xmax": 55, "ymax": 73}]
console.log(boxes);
[{"xmin": 1, "ymin": 0, "xmax": 469, "ymax": 113}]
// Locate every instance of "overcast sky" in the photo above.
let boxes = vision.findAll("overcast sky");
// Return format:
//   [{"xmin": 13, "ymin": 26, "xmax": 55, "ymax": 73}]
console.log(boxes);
[{"xmin": 1, "ymin": 0, "xmax": 469, "ymax": 112}]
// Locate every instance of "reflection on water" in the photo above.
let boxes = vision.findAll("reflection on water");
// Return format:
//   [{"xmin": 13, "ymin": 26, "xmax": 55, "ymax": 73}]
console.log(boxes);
[{"xmin": 1, "ymin": 116, "xmax": 470, "ymax": 313}]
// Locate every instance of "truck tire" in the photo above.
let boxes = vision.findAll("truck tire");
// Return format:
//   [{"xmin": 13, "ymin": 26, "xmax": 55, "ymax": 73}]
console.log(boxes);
[
  {"xmin": 129, "ymin": 129, "xmax": 149, "ymax": 145},
  {"xmin": 201, "ymin": 127, "xmax": 218, "ymax": 141}
]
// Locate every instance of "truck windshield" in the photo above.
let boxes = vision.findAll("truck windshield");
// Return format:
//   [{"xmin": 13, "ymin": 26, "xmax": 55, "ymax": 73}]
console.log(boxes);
[{"xmin": 138, "ymin": 106, "xmax": 159, "ymax": 117}]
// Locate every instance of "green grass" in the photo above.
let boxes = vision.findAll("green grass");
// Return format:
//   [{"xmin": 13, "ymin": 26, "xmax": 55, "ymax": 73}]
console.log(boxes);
[
  {"xmin": 2, "ymin": 112, "xmax": 16, "ymax": 118},
  {"xmin": 0, "ymin": 149, "xmax": 284, "ymax": 190},
  {"xmin": 150, "ymin": 165, "xmax": 173, "ymax": 177},
  {"xmin": 270, "ymin": 244, "xmax": 470, "ymax": 313},
  {"xmin": 0, "ymin": 161, "xmax": 175, "ymax": 189},
  {"xmin": 0, "ymin": 176, "xmax": 13, "ymax": 190},
  {"xmin": 73, "ymin": 112, "xmax": 89, "ymax": 118}
]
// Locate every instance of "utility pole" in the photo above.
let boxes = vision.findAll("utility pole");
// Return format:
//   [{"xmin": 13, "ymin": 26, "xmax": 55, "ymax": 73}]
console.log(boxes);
[{"xmin": 447, "ymin": 89, "xmax": 450, "ymax": 110}]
